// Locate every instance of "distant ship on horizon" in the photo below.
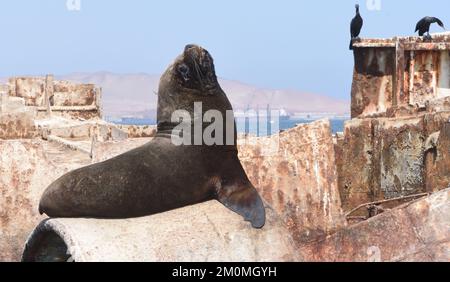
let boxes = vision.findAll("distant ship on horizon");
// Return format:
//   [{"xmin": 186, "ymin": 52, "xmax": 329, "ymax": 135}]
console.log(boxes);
[{"xmin": 234, "ymin": 105, "xmax": 291, "ymax": 121}]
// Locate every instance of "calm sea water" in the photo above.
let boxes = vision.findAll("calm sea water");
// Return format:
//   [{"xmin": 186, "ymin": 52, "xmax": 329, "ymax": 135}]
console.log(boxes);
[
  {"xmin": 235, "ymin": 118, "xmax": 346, "ymax": 136},
  {"xmin": 113, "ymin": 118, "xmax": 347, "ymax": 135}
]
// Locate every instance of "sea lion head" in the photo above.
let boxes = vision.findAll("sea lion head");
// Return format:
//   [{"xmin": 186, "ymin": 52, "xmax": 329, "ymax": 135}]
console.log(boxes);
[
  {"xmin": 158, "ymin": 44, "xmax": 224, "ymax": 100},
  {"xmin": 157, "ymin": 45, "xmax": 235, "ymax": 142},
  {"xmin": 173, "ymin": 44, "xmax": 219, "ymax": 93}
]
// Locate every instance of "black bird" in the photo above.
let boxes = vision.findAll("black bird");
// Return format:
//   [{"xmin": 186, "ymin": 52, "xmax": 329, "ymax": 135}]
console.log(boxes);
[
  {"xmin": 350, "ymin": 4, "xmax": 364, "ymax": 50},
  {"xmin": 415, "ymin": 17, "xmax": 445, "ymax": 39}
]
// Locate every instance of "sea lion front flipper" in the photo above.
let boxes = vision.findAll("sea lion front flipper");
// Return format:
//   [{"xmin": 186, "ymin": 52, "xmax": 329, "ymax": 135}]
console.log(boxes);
[{"xmin": 217, "ymin": 183, "xmax": 266, "ymax": 229}]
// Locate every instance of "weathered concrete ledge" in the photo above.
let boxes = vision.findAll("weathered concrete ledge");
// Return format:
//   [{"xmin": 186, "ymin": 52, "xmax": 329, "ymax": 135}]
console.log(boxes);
[
  {"xmin": 0, "ymin": 140, "xmax": 91, "ymax": 261},
  {"xmin": 46, "ymin": 135, "xmax": 92, "ymax": 156},
  {"xmin": 22, "ymin": 201, "xmax": 301, "ymax": 262}
]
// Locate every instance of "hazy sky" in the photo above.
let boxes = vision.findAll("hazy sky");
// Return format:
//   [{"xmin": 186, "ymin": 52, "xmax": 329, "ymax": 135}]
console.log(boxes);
[{"xmin": 0, "ymin": 0, "xmax": 448, "ymax": 99}]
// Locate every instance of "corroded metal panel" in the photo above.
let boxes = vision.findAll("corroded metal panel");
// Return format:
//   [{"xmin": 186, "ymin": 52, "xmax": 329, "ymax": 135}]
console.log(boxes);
[
  {"xmin": 373, "ymin": 117, "xmax": 426, "ymax": 199},
  {"xmin": 351, "ymin": 48, "xmax": 395, "ymax": 118},
  {"xmin": 352, "ymin": 33, "xmax": 450, "ymax": 118},
  {"xmin": 238, "ymin": 120, "xmax": 347, "ymax": 244},
  {"xmin": 22, "ymin": 202, "xmax": 301, "ymax": 262},
  {"xmin": 10, "ymin": 77, "xmax": 46, "ymax": 106},
  {"xmin": 0, "ymin": 140, "xmax": 91, "ymax": 261},
  {"xmin": 409, "ymin": 51, "xmax": 441, "ymax": 107},
  {"xmin": 0, "ymin": 110, "xmax": 37, "ymax": 139},
  {"xmin": 336, "ymin": 118, "xmax": 374, "ymax": 212},
  {"xmin": 425, "ymin": 123, "xmax": 450, "ymax": 193},
  {"xmin": 5, "ymin": 76, "xmax": 102, "ymax": 120},
  {"xmin": 299, "ymin": 188, "xmax": 450, "ymax": 262}
]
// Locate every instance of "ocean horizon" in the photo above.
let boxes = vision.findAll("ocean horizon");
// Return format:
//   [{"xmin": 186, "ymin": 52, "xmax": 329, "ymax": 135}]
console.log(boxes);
[{"xmin": 110, "ymin": 118, "xmax": 348, "ymax": 135}]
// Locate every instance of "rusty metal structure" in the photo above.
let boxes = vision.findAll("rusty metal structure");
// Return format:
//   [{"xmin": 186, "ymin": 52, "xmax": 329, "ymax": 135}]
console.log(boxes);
[
  {"xmin": 337, "ymin": 33, "xmax": 450, "ymax": 215},
  {"xmin": 1, "ymin": 35, "xmax": 450, "ymax": 262},
  {"xmin": 351, "ymin": 33, "xmax": 450, "ymax": 118},
  {"xmin": 7, "ymin": 75, "xmax": 102, "ymax": 120},
  {"xmin": 22, "ymin": 201, "xmax": 300, "ymax": 262},
  {"xmin": 1, "ymin": 75, "xmax": 104, "ymax": 140}
]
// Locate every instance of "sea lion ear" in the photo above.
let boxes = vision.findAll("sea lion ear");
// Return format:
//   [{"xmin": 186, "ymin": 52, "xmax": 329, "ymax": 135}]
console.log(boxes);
[{"xmin": 217, "ymin": 183, "xmax": 266, "ymax": 229}]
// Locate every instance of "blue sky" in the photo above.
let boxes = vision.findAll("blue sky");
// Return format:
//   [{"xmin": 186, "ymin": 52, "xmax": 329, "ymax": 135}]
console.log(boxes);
[{"xmin": 0, "ymin": 0, "xmax": 448, "ymax": 99}]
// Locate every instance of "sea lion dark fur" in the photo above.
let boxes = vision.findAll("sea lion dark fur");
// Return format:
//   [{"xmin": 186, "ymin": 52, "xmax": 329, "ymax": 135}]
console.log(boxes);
[{"xmin": 39, "ymin": 45, "xmax": 266, "ymax": 228}]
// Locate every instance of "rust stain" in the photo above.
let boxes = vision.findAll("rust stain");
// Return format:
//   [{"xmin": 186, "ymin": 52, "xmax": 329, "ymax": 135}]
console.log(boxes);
[
  {"xmin": 353, "ymin": 36, "xmax": 450, "ymax": 118},
  {"xmin": 239, "ymin": 120, "xmax": 347, "ymax": 245}
]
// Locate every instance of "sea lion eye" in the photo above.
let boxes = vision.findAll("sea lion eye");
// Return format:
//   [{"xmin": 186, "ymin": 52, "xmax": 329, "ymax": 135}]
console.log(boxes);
[{"xmin": 177, "ymin": 64, "xmax": 190, "ymax": 81}]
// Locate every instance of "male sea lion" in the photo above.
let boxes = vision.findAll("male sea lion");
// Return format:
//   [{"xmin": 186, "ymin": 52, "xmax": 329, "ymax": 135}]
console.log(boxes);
[{"xmin": 39, "ymin": 44, "xmax": 266, "ymax": 228}]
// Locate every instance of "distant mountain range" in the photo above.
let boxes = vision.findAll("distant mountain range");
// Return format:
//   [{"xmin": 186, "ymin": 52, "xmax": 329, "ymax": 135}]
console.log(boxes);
[{"xmin": 2, "ymin": 72, "xmax": 350, "ymax": 118}]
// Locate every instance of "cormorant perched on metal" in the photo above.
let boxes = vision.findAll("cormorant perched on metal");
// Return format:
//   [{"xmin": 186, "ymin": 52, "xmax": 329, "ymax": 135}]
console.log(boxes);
[
  {"xmin": 350, "ymin": 4, "xmax": 364, "ymax": 50},
  {"xmin": 415, "ymin": 17, "xmax": 445, "ymax": 39}
]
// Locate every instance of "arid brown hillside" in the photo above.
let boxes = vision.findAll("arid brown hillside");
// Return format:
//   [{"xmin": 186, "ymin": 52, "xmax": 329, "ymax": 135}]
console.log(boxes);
[{"xmin": 57, "ymin": 72, "xmax": 350, "ymax": 117}]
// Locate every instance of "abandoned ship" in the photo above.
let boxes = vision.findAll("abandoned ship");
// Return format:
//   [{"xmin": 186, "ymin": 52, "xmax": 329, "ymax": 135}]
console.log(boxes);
[{"xmin": 1, "ymin": 33, "xmax": 449, "ymax": 262}]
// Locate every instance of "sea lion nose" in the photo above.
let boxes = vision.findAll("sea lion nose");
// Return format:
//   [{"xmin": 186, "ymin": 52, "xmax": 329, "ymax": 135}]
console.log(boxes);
[{"xmin": 184, "ymin": 44, "xmax": 197, "ymax": 53}]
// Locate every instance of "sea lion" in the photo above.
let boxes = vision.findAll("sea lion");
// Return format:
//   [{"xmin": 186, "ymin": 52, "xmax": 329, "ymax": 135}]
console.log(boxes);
[{"xmin": 38, "ymin": 44, "xmax": 266, "ymax": 228}]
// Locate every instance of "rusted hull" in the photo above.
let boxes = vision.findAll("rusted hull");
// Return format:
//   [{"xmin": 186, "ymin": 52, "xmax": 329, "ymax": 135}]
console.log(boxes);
[
  {"xmin": 352, "ymin": 34, "xmax": 450, "ymax": 118},
  {"xmin": 0, "ymin": 140, "xmax": 91, "ymax": 261},
  {"xmin": 336, "ymin": 113, "xmax": 450, "ymax": 214},
  {"xmin": 300, "ymin": 188, "xmax": 450, "ymax": 262},
  {"xmin": 239, "ymin": 120, "xmax": 347, "ymax": 245},
  {"xmin": 6, "ymin": 75, "xmax": 102, "ymax": 120}
]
